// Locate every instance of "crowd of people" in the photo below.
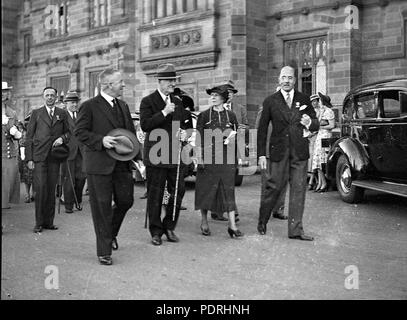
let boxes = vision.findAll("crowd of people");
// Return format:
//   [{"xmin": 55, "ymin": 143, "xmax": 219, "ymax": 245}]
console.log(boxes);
[{"xmin": 2, "ymin": 63, "xmax": 339, "ymax": 265}]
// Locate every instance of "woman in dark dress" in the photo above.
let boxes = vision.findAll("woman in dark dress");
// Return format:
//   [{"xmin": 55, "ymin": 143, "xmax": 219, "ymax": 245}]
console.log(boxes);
[{"xmin": 194, "ymin": 85, "xmax": 243, "ymax": 238}]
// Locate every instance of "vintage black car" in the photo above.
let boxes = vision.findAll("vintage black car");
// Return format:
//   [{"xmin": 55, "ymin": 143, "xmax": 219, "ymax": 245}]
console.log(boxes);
[{"xmin": 326, "ymin": 78, "xmax": 407, "ymax": 203}]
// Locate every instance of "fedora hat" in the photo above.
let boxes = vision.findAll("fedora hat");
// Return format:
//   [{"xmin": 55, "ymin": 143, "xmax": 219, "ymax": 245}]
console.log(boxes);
[
  {"xmin": 2, "ymin": 81, "xmax": 13, "ymax": 90},
  {"xmin": 64, "ymin": 91, "xmax": 80, "ymax": 102},
  {"xmin": 155, "ymin": 63, "xmax": 180, "ymax": 80},
  {"xmin": 222, "ymin": 80, "xmax": 238, "ymax": 93},
  {"xmin": 51, "ymin": 144, "xmax": 69, "ymax": 161},
  {"xmin": 106, "ymin": 128, "xmax": 139, "ymax": 161},
  {"xmin": 317, "ymin": 92, "xmax": 333, "ymax": 108}
]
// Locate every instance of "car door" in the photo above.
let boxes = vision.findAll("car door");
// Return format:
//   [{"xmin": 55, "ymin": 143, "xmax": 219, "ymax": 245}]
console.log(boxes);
[
  {"xmin": 375, "ymin": 90, "xmax": 407, "ymax": 181},
  {"xmin": 353, "ymin": 92, "xmax": 381, "ymax": 176}
]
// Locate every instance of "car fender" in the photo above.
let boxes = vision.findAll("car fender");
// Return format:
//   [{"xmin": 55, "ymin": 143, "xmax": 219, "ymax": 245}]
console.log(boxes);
[{"xmin": 327, "ymin": 137, "xmax": 370, "ymax": 180}]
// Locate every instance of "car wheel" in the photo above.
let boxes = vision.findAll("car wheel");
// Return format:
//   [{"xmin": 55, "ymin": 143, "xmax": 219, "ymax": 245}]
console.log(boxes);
[
  {"xmin": 235, "ymin": 173, "xmax": 243, "ymax": 186},
  {"xmin": 335, "ymin": 155, "xmax": 364, "ymax": 203}
]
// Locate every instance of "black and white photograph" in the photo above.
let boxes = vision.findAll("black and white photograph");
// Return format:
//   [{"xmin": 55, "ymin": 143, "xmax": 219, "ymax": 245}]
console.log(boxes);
[{"xmin": 1, "ymin": 0, "xmax": 406, "ymax": 306}]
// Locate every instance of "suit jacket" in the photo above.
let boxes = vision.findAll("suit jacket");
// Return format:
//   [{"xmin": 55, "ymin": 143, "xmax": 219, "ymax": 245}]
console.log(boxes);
[
  {"xmin": 230, "ymin": 102, "xmax": 248, "ymax": 127},
  {"xmin": 25, "ymin": 106, "xmax": 70, "ymax": 162},
  {"xmin": 74, "ymin": 94, "xmax": 137, "ymax": 175},
  {"xmin": 140, "ymin": 90, "xmax": 193, "ymax": 167},
  {"xmin": 257, "ymin": 90, "xmax": 319, "ymax": 162},
  {"xmin": 66, "ymin": 111, "xmax": 84, "ymax": 161}
]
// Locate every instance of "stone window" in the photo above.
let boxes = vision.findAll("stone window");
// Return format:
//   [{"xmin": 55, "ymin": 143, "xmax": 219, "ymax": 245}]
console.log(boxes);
[
  {"xmin": 48, "ymin": 2, "xmax": 69, "ymax": 37},
  {"xmin": 91, "ymin": 0, "xmax": 112, "ymax": 28},
  {"xmin": 284, "ymin": 36, "xmax": 327, "ymax": 97},
  {"xmin": 23, "ymin": 0, "xmax": 31, "ymax": 16},
  {"xmin": 143, "ymin": 0, "xmax": 203, "ymax": 22},
  {"xmin": 50, "ymin": 75, "xmax": 70, "ymax": 102},
  {"xmin": 89, "ymin": 71, "xmax": 102, "ymax": 97},
  {"xmin": 23, "ymin": 33, "xmax": 31, "ymax": 62}
]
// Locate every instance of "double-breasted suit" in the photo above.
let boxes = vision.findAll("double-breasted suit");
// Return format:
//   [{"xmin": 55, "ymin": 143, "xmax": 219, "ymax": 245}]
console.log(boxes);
[
  {"xmin": 140, "ymin": 90, "xmax": 193, "ymax": 237},
  {"xmin": 25, "ymin": 106, "xmax": 70, "ymax": 228},
  {"xmin": 62, "ymin": 111, "xmax": 86, "ymax": 211},
  {"xmin": 75, "ymin": 94, "xmax": 137, "ymax": 257},
  {"xmin": 257, "ymin": 90, "xmax": 319, "ymax": 236}
]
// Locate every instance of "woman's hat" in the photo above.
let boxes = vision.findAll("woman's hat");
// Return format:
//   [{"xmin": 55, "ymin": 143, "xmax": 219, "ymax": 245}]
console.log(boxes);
[
  {"xmin": 51, "ymin": 144, "xmax": 70, "ymax": 161},
  {"xmin": 106, "ymin": 128, "xmax": 139, "ymax": 161},
  {"xmin": 222, "ymin": 80, "xmax": 238, "ymax": 93},
  {"xmin": 317, "ymin": 92, "xmax": 333, "ymax": 108},
  {"xmin": 64, "ymin": 91, "xmax": 80, "ymax": 102},
  {"xmin": 155, "ymin": 63, "xmax": 180, "ymax": 80},
  {"xmin": 206, "ymin": 85, "xmax": 229, "ymax": 102},
  {"xmin": 310, "ymin": 93, "xmax": 319, "ymax": 102}
]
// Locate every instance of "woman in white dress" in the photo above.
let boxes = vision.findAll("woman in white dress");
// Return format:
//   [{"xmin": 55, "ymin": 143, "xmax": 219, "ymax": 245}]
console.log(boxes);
[{"xmin": 311, "ymin": 92, "xmax": 335, "ymax": 192}]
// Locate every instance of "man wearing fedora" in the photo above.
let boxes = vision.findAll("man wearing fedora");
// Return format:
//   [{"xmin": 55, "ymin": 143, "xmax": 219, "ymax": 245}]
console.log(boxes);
[
  {"xmin": 26, "ymin": 87, "xmax": 70, "ymax": 233},
  {"xmin": 140, "ymin": 63, "xmax": 193, "ymax": 246},
  {"xmin": 61, "ymin": 91, "xmax": 86, "ymax": 214},
  {"xmin": 75, "ymin": 68, "xmax": 139, "ymax": 265}
]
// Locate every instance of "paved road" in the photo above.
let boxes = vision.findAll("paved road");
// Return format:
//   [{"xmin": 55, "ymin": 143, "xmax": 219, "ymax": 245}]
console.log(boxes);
[{"xmin": 2, "ymin": 174, "xmax": 406, "ymax": 300}]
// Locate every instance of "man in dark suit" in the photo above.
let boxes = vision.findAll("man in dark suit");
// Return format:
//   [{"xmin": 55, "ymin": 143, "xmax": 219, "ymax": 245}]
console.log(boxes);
[
  {"xmin": 26, "ymin": 87, "xmax": 70, "ymax": 233},
  {"xmin": 61, "ymin": 91, "xmax": 86, "ymax": 213},
  {"xmin": 140, "ymin": 63, "xmax": 193, "ymax": 246},
  {"xmin": 75, "ymin": 68, "xmax": 137, "ymax": 265},
  {"xmin": 257, "ymin": 66, "xmax": 319, "ymax": 240}
]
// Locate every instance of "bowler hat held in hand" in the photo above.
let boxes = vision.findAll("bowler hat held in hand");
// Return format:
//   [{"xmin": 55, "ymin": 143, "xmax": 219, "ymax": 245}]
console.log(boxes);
[{"xmin": 51, "ymin": 144, "xmax": 69, "ymax": 161}]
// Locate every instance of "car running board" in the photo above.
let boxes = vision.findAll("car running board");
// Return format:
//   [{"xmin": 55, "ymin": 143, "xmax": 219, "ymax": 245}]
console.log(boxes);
[{"xmin": 353, "ymin": 180, "xmax": 407, "ymax": 198}]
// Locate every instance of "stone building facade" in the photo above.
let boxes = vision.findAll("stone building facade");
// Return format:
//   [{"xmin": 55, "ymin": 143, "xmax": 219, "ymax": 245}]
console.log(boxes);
[{"xmin": 2, "ymin": 0, "xmax": 407, "ymax": 126}]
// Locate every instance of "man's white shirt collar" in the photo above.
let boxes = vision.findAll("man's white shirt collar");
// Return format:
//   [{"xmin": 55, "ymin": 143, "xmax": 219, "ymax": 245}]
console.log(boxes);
[
  {"xmin": 158, "ymin": 89, "xmax": 170, "ymax": 103},
  {"xmin": 101, "ymin": 90, "xmax": 115, "ymax": 107},
  {"xmin": 280, "ymin": 88, "xmax": 294, "ymax": 100}
]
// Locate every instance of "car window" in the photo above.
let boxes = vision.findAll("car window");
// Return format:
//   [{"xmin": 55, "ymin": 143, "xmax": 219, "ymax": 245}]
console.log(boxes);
[
  {"xmin": 355, "ymin": 93, "xmax": 376, "ymax": 119},
  {"xmin": 379, "ymin": 90, "xmax": 400, "ymax": 118},
  {"xmin": 401, "ymin": 92, "xmax": 407, "ymax": 115},
  {"xmin": 342, "ymin": 98, "xmax": 353, "ymax": 121}
]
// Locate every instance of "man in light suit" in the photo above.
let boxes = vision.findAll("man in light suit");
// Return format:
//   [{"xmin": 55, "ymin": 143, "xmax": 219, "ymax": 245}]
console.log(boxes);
[
  {"xmin": 140, "ymin": 63, "xmax": 193, "ymax": 246},
  {"xmin": 75, "ymin": 68, "xmax": 137, "ymax": 265},
  {"xmin": 26, "ymin": 87, "xmax": 70, "ymax": 233},
  {"xmin": 61, "ymin": 91, "xmax": 86, "ymax": 213},
  {"xmin": 257, "ymin": 66, "xmax": 319, "ymax": 240}
]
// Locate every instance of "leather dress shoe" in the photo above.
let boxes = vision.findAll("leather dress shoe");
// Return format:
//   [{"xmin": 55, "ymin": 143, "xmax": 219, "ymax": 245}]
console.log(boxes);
[
  {"xmin": 165, "ymin": 230, "xmax": 179, "ymax": 242},
  {"xmin": 65, "ymin": 208, "xmax": 73, "ymax": 214},
  {"xmin": 151, "ymin": 235, "xmax": 162, "ymax": 246},
  {"xmin": 112, "ymin": 237, "xmax": 118, "ymax": 250},
  {"xmin": 289, "ymin": 234, "xmax": 314, "ymax": 241},
  {"xmin": 272, "ymin": 212, "xmax": 288, "ymax": 220},
  {"xmin": 33, "ymin": 226, "xmax": 42, "ymax": 233},
  {"xmin": 43, "ymin": 225, "xmax": 58, "ymax": 230},
  {"xmin": 257, "ymin": 223, "xmax": 267, "ymax": 235},
  {"xmin": 98, "ymin": 255, "xmax": 113, "ymax": 265}
]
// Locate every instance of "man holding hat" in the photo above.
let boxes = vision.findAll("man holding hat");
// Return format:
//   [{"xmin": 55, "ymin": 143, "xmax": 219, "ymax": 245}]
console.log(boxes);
[
  {"xmin": 61, "ymin": 91, "xmax": 86, "ymax": 213},
  {"xmin": 140, "ymin": 63, "xmax": 193, "ymax": 246},
  {"xmin": 75, "ymin": 68, "xmax": 140, "ymax": 265},
  {"xmin": 26, "ymin": 87, "xmax": 70, "ymax": 233}
]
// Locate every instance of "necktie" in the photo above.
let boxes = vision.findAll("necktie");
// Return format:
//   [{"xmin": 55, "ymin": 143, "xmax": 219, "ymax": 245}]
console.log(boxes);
[
  {"xmin": 285, "ymin": 93, "xmax": 292, "ymax": 108},
  {"xmin": 165, "ymin": 95, "xmax": 170, "ymax": 104},
  {"xmin": 49, "ymin": 108, "xmax": 54, "ymax": 119},
  {"xmin": 73, "ymin": 112, "xmax": 77, "ymax": 122},
  {"xmin": 112, "ymin": 99, "xmax": 119, "ymax": 119}
]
